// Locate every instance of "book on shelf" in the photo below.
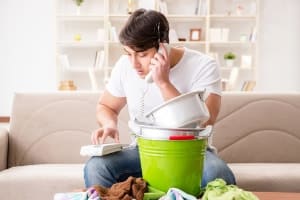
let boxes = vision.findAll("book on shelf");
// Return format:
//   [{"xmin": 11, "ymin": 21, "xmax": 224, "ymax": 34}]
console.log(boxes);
[
  {"xmin": 241, "ymin": 80, "xmax": 256, "ymax": 91},
  {"xmin": 110, "ymin": 26, "xmax": 119, "ymax": 42},
  {"xmin": 228, "ymin": 67, "xmax": 239, "ymax": 89},
  {"xmin": 210, "ymin": 28, "xmax": 230, "ymax": 42},
  {"xmin": 195, "ymin": 0, "xmax": 200, "ymax": 15},
  {"xmin": 221, "ymin": 68, "xmax": 239, "ymax": 91},
  {"xmin": 94, "ymin": 50, "xmax": 105, "ymax": 69},
  {"xmin": 249, "ymin": 26, "xmax": 257, "ymax": 42},
  {"xmin": 88, "ymin": 68, "xmax": 99, "ymax": 91},
  {"xmin": 195, "ymin": 0, "xmax": 207, "ymax": 15},
  {"xmin": 107, "ymin": 22, "xmax": 118, "ymax": 42},
  {"xmin": 158, "ymin": 0, "xmax": 168, "ymax": 15},
  {"xmin": 221, "ymin": 28, "xmax": 229, "ymax": 42}
]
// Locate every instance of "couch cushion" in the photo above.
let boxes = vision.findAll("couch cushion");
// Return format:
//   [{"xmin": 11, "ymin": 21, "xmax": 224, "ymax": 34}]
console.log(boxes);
[
  {"xmin": 8, "ymin": 92, "xmax": 131, "ymax": 167},
  {"xmin": 0, "ymin": 128, "xmax": 8, "ymax": 170},
  {"xmin": 214, "ymin": 93, "xmax": 300, "ymax": 163},
  {"xmin": 0, "ymin": 164, "xmax": 84, "ymax": 200},
  {"xmin": 229, "ymin": 163, "xmax": 300, "ymax": 192}
]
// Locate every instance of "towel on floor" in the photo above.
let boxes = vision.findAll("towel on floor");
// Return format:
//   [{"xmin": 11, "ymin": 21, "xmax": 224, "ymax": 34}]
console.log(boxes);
[
  {"xmin": 54, "ymin": 191, "xmax": 98, "ymax": 200},
  {"xmin": 90, "ymin": 176, "xmax": 147, "ymax": 200},
  {"xmin": 159, "ymin": 188, "xmax": 198, "ymax": 200}
]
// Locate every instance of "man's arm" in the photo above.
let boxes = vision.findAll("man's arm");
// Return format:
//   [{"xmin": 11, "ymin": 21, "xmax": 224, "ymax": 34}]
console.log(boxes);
[
  {"xmin": 202, "ymin": 93, "xmax": 221, "ymax": 126},
  {"xmin": 91, "ymin": 90, "xmax": 126, "ymax": 144},
  {"xmin": 96, "ymin": 90, "xmax": 126, "ymax": 127}
]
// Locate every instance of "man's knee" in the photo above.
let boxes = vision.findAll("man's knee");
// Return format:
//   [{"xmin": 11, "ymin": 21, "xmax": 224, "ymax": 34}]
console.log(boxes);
[{"xmin": 84, "ymin": 157, "xmax": 113, "ymax": 187}]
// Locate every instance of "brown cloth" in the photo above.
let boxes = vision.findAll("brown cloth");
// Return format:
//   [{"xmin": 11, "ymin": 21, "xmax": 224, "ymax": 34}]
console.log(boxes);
[{"xmin": 93, "ymin": 176, "xmax": 147, "ymax": 200}]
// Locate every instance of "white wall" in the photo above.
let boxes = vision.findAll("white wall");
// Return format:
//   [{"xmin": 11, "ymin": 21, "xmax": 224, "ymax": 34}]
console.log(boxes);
[
  {"xmin": 0, "ymin": 0, "xmax": 300, "ymax": 116},
  {"xmin": 257, "ymin": 0, "xmax": 300, "ymax": 91},
  {"xmin": 0, "ymin": 0, "xmax": 56, "ymax": 116}
]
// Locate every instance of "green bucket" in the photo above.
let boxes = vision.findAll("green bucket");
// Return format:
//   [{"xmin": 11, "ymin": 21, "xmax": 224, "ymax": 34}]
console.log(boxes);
[{"xmin": 138, "ymin": 138, "xmax": 207, "ymax": 197}]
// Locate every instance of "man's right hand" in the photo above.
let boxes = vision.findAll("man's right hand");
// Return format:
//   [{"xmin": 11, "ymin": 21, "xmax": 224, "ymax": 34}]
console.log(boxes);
[{"xmin": 91, "ymin": 126, "xmax": 120, "ymax": 145}]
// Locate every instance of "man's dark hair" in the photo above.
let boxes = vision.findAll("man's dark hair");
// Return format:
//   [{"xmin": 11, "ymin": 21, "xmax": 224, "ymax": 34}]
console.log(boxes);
[{"xmin": 119, "ymin": 8, "xmax": 169, "ymax": 52}]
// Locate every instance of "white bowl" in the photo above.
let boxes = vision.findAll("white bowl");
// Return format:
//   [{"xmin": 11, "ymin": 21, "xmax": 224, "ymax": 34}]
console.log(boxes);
[{"xmin": 144, "ymin": 91, "xmax": 210, "ymax": 128}]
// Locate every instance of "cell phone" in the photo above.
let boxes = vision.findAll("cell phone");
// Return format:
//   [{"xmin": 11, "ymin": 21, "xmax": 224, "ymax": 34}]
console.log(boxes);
[{"xmin": 145, "ymin": 43, "xmax": 170, "ymax": 83}]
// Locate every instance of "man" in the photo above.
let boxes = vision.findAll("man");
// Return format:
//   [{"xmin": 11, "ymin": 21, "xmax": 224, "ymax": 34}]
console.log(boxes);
[{"xmin": 84, "ymin": 8, "xmax": 235, "ymax": 189}]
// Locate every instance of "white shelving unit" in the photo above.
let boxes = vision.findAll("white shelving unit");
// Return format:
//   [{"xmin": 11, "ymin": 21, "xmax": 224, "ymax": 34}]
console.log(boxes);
[{"xmin": 56, "ymin": 0, "xmax": 259, "ymax": 91}]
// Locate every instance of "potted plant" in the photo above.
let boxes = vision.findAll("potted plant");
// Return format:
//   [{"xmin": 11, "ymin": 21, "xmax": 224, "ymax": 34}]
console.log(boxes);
[
  {"xmin": 224, "ymin": 52, "xmax": 236, "ymax": 67},
  {"xmin": 73, "ymin": 0, "xmax": 84, "ymax": 15}
]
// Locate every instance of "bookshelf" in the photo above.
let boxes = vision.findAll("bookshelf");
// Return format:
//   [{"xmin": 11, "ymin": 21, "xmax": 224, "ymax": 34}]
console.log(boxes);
[{"xmin": 56, "ymin": 0, "xmax": 259, "ymax": 91}]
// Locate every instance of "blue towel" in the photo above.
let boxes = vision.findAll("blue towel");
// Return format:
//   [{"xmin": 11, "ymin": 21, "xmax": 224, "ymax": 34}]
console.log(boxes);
[
  {"xmin": 54, "ymin": 187, "xmax": 100, "ymax": 200},
  {"xmin": 159, "ymin": 188, "xmax": 198, "ymax": 200}
]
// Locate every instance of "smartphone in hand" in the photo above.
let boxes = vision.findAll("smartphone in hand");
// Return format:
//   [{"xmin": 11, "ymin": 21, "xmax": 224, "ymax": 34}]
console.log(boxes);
[{"xmin": 145, "ymin": 43, "xmax": 170, "ymax": 83}]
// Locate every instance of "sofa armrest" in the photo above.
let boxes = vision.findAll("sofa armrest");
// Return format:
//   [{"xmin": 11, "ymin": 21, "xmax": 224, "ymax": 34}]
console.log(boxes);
[{"xmin": 0, "ymin": 127, "xmax": 8, "ymax": 171}]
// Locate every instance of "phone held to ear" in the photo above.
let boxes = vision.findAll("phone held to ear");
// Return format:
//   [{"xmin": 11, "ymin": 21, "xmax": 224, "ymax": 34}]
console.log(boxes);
[{"xmin": 145, "ymin": 43, "xmax": 170, "ymax": 83}]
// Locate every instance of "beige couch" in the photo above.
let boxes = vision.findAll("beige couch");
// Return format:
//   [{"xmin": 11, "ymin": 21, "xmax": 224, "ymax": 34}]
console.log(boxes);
[{"xmin": 0, "ymin": 92, "xmax": 299, "ymax": 200}]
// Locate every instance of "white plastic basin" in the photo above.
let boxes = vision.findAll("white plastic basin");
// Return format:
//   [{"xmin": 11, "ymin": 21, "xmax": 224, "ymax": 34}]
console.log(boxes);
[{"xmin": 144, "ymin": 90, "xmax": 210, "ymax": 128}]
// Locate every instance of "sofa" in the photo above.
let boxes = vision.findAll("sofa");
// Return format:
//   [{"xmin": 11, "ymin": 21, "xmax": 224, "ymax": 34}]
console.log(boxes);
[{"xmin": 0, "ymin": 92, "xmax": 299, "ymax": 200}]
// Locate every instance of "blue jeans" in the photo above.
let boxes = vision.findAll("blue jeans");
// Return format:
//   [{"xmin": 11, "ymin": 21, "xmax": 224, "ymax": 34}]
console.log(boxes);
[{"xmin": 84, "ymin": 146, "xmax": 236, "ymax": 188}]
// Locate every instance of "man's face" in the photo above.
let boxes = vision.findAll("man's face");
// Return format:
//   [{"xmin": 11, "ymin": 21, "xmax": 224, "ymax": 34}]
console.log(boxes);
[{"xmin": 123, "ymin": 46, "xmax": 156, "ymax": 79}]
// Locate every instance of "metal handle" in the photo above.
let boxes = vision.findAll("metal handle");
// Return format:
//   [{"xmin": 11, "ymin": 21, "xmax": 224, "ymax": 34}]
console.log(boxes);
[
  {"xmin": 147, "ymin": 113, "xmax": 156, "ymax": 124},
  {"xmin": 197, "ymin": 125, "xmax": 213, "ymax": 138}
]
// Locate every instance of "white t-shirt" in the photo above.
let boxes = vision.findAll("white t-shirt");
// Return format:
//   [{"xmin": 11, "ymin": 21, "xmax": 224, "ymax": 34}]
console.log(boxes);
[{"xmin": 106, "ymin": 47, "xmax": 221, "ymax": 121}]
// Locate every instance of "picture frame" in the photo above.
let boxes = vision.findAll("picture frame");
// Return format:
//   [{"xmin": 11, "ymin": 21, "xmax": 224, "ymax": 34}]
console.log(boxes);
[
  {"xmin": 241, "ymin": 55, "xmax": 252, "ymax": 69},
  {"xmin": 189, "ymin": 28, "xmax": 202, "ymax": 41}
]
